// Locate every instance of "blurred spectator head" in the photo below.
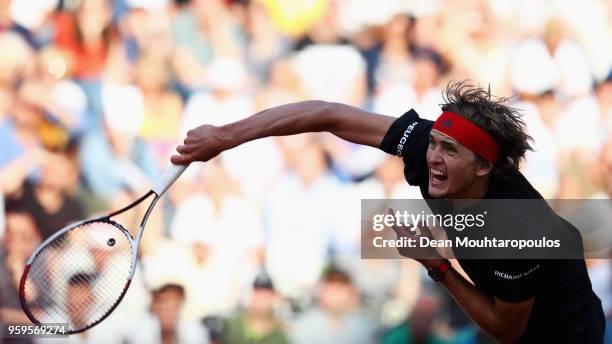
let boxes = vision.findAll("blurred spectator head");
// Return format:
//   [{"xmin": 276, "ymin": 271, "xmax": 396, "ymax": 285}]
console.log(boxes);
[
  {"xmin": 66, "ymin": 272, "xmax": 95, "ymax": 328},
  {"xmin": 291, "ymin": 138, "xmax": 329, "ymax": 185},
  {"xmin": 247, "ymin": 272, "xmax": 279, "ymax": 317},
  {"xmin": 17, "ymin": 78, "xmax": 75, "ymax": 151},
  {"xmin": 534, "ymin": 90, "xmax": 561, "ymax": 127},
  {"xmin": 3, "ymin": 206, "xmax": 41, "ymax": 259},
  {"xmin": 383, "ymin": 13, "xmax": 414, "ymax": 43},
  {"xmin": 75, "ymin": 0, "xmax": 113, "ymax": 43},
  {"xmin": 201, "ymin": 161, "xmax": 240, "ymax": 199},
  {"xmin": 303, "ymin": 0, "xmax": 342, "ymax": 44},
  {"xmin": 0, "ymin": 32, "xmax": 34, "ymax": 86},
  {"xmin": 543, "ymin": 18, "xmax": 565, "ymax": 53},
  {"xmin": 412, "ymin": 47, "xmax": 447, "ymax": 91},
  {"xmin": 206, "ymin": 58, "xmax": 247, "ymax": 93},
  {"xmin": 124, "ymin": 4, "xmax": 172, "ymax": 59},
  {"xmin": 193, "ymin": 0, "xmax": 227, "ymax": 29},
  {"xmin": 39, "ymin": 150, "xmax": 80, "ymax": 193},
  {"xmin": 101, "ymin": 84, "xmax": 144, "ymax": 153},
  {"xmin": 317, "ymin": 268, "xmax": 358, "ymax": 316},
  {"xmin": 135, "ymin": 53, "xmax": 171, "ymax": 92},
  {"xmin": 409, "ymin": 287, "xmax": 445, "ymax": 341},
  {"xmin": 269, "ymin": 58, "xmax": 301, "ymax": 92},
  {"xmin": 150, "ymin": 283, "xmax": 186, "ymax": 334}
]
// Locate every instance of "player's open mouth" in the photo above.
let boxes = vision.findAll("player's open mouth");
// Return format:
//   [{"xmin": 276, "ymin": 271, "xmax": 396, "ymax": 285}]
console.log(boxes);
[{"xmin": 430, "ymin": 167, "xmax": 448, "ymax": 183}]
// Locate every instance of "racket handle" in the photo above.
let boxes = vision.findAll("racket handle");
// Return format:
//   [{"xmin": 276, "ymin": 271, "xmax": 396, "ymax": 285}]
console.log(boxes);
[{"xmin": 152, "ymin": 164, "xmax": 188, "ymax": 197}]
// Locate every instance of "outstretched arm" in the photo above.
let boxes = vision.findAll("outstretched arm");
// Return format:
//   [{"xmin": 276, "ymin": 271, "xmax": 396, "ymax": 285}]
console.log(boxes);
[{"xmin": 170, "ymin": 100, "xmax": 396, "ymax": 164}]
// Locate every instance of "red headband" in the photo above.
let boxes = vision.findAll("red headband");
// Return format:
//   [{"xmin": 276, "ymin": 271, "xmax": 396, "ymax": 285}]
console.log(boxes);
[{"xmin": 432, "ymin": 111, "xmax": 499, "ymax": 163}]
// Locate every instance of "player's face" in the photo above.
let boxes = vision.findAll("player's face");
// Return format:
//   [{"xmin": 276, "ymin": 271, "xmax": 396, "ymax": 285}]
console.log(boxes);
[{"xmin": 426, "ymin": 130, "xmax": 488, "ymax": 198}]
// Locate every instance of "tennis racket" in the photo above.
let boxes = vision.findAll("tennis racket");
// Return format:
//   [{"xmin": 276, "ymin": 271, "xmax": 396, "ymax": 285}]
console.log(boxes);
[{"xmin": 19, "ymin": 164, "xmax": 188, "ymax": 334}]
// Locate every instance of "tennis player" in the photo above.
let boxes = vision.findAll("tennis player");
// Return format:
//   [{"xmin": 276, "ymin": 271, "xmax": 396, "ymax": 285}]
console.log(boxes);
[{"xmin": 171, "ymin": 81, "xmax": 605, "ymax": 343}]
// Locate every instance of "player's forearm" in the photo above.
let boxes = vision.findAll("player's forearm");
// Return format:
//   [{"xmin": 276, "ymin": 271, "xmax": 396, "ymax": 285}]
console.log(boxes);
[
  {"xmin": 222, "ymin": 100, "xmax": 334, "ymax": 149},
  {"xmin": 422, "ymin": 260, "xmax": 524, "ymax": 343},
  {"xmin": 222, "ymin": 100, "xmax": 393, "ymax": 150}
]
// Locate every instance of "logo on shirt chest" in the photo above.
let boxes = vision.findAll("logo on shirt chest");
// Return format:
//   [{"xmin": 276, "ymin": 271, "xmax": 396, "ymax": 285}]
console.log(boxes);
[
  {"xmin": 493, "ymin": 264, "xmax": 540, "ymax": 280},
  {"xmin": 396, "ymin": 121, "xmax": 419, "ymax": 157}
]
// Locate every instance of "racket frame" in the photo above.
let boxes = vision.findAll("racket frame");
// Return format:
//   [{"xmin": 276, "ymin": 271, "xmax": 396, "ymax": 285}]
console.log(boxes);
[
  {"xmin": 19, "ymin": 191, "xmax": 158, "ymax": 334},
  {"xmin": 18, "ymin": 164, "xmax": 187, "ymax": 333}
]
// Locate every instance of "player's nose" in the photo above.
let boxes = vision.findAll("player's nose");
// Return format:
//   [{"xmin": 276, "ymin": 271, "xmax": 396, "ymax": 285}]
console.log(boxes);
[{"xmin": 427, "ymin": 146, "xmax": 443, "ymax": 164}]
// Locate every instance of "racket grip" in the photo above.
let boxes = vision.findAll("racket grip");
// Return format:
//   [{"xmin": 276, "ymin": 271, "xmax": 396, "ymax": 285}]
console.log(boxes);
[{"xmin": 152, "ymin": 164, "xmax": 188, "ymax": 197}]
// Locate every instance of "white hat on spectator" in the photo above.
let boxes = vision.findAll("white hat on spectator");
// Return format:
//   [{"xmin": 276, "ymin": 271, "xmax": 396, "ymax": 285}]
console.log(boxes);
[
  {"xmin": 126, "ymin": 0, "xmax": 169, "ymax": 12},
  {"xmin": 511, "ymin": 39, "xmax": 555, "ymax": 95},
  {"xmin": 52, "ymin": 80, "xmax": 88, "ymax": 129},
  {"xmin": 205, "ymin": 58, "xmax": 247, "ymax": 92},
  {"xmin": 293, "ymin": 45, "xmax": 365, "ymax": 104},
  {"xmin": 10, "ymin": 0, "xmax": 59, "ymax": 30},
  {"xmin": 101, "ymin": 84, "xmax": 145, "ymax": 137}
]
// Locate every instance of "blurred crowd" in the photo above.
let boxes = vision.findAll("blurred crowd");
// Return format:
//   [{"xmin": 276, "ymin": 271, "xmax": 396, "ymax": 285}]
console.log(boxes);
[{"xmin": 0, "ymin": 0, "xmax": 611, "ymax": 343}]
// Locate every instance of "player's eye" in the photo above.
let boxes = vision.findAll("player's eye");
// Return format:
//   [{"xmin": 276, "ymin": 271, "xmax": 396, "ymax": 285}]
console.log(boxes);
[{"xmin": 444, "ymin": 144, "xmax": 457, "ymax": 154}]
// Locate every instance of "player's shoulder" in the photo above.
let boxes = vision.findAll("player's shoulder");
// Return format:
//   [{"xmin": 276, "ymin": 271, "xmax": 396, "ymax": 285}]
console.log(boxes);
[{"xmin": 379, "ymin": 109, "xmax": 434, "ymax": 157}]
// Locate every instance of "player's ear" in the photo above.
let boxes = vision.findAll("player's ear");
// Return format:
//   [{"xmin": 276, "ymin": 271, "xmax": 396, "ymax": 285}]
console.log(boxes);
[{"xmin": 475, "ymin": 155, "xmax": 493, "ymax": 177}]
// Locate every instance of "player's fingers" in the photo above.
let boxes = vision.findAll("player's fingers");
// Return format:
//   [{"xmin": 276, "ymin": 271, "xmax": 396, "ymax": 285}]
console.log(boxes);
[
  {"xmin": 388, "ymin": 208, "xmax": 413, "ymax": 237},
  {"xmin": 420, "ymin": 225, "xmax": 433, "ymax": 237},
  {"xmin": 176, "ymin": 144, "xmax": 191, "ymax": 154},
  {"xmin": 387, "ymin": 208, "xmax": 397, "ymax": 229},
  {"xmin": 171, "ymin": 153, "xmax": 192, "ymax": 165},
  {"xmin": 184, "ymin": 136, "xmax": 198, "ymax": 145}
]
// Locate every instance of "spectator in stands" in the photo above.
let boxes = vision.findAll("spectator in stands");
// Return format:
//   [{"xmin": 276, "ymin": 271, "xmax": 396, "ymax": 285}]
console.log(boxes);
[
  {"xmin": 135, "ymin": 53, "xmax": 183, "ymax": 167},
  {"xmin": 127, "ymin": 283, "xmax": 209, "ymax": 344},
  {"xmin": 383, "ymin": 288, "xmax": 473, "ymax": 344},
  {"xmin": 0, "ymin": 207, "xmax": 41, "ymax": 327},
  {"xmin": 3, "ymin": 149, "xmax": 83, "ymax": 240},
  {"xmin": 170, "ymin": 161, "xmax": 264, "ymax": 318},
  {"xmin": 54, "ymin": 0, "xmax": 117, "ymax": 80},
  {"xmin": 79, "ymin": 84, "xmax": 159, "ymax": 202},
  {"xmin": 264, "ymin": 137, "xmax": 343, "ymax": 301},
  {"xmin": 223, "ymin": 272, "xmax": 289, "ymax": 344},
  {"xmin": 290, "ymin": 268, "xmax": 376, "ymax": 344},
  {"xmin": 0, "ymin": 81, "xmax": 43, "ymax": 170}
]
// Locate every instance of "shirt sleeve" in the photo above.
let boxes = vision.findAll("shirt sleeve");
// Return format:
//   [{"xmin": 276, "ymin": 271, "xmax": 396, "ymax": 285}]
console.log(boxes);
[
  {"xmin": 379, "ymin": 109, "xmax": 433, "ymax": 186},
  {"xmin": 488, "ymin": 259, "xmax": 544, "ymax": 303}
]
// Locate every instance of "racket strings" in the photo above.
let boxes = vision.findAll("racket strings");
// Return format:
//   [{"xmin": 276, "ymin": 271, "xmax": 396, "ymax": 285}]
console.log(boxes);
[{"xmin": 22, "ymin": 221, "xmax": 134, "ymax": 332}]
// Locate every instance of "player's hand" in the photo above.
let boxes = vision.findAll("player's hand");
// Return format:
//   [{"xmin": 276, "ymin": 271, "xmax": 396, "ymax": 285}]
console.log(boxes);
[
  {"xmin": 388, "ymin": 208, "xmax": 444, "ymax": 260},
  {"xmin": 171, "ymin": 124, "xmax": 230, "ymax": 164}
]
